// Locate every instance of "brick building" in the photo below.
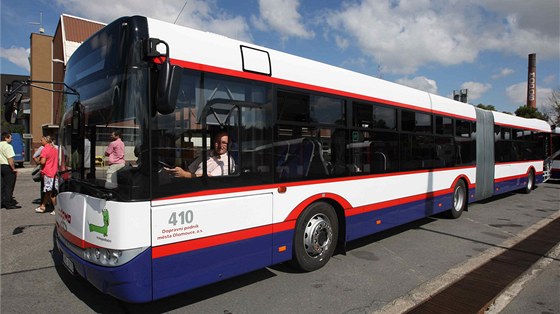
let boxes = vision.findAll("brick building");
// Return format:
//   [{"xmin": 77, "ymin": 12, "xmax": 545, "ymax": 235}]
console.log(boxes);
[{"xmin": 28, "ymin": 14, "xmax": 104, "ymax": 154}]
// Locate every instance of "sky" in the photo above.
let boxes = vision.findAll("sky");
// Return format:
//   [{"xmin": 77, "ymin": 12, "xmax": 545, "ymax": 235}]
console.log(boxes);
[{"xmin": 1, "ymin": 0, "xmax": 559, "ymax": 114}]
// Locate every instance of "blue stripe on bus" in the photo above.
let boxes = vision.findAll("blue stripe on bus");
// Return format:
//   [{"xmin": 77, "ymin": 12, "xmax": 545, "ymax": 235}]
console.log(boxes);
[
  {"xmin": 346, "ymin": 188, "xmax": 475, "ymax": 241},
  {"xmin": 494, "ymin": 173, "xmax": 542, "ymax": 195},
  {"xmin": 57, "ymin": 175, "xmax": 534, "ymax": 303},
  {"xmin": 152, "ymin": 234, "xmax": 274, "ymax": 301},
  {"xmin": 151, "ymin": 228, "xmax": 294, "ymax": 300}
]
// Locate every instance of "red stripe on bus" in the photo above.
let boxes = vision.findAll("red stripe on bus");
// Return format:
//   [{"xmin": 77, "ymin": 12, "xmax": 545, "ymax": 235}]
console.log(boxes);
[
  {"xmin": 152, "ymin": 178, "xmax": 474, "ymax": 259},
  {"xmin": 346, "ymin": 187, "xmax": 454, "ymax": 216},
  {"xmin": 494, "ymin": 121, "xmax": 551, "ymax": 133},
  {"xmin": 152, "ymin": 221, "xmax": 296, "ymax": 259},
  {"xmin": 152, "ymin": 224, "xmax": 273, "ymax": 259},
  {"xmin": 56, "ymin": 222, "xmax": 86, "ymax": 248},
  {"xmin": 56, "ymin": 222, "xmax": 103, "ymax": 249},
  {"xmin": 345, "ymin": 175, "xmax": 473, "ymax": 217},
  {"xmin": 494, "ymin": 174, "xmax": 527, "ymax": 183},
  {"xmin": 495, "ymin": 160, "xmax": 545, "ymax": 166},
  {"xmin": 170, "ymin": 58, "xmax": 476, "ymax": 121},
  {"xmin": 284, "ymin": 193, "xmax": 353, "ymax": 221},
  {"xmin": 155, "ymin": 166, "xmax": 477, "ymax": 202}
]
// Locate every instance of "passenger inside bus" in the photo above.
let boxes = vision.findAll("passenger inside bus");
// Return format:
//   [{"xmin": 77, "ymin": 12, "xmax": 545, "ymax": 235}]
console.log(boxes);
[{"xmin": 164, "ymin": 131, "xmax": 235, "ymax": 178}]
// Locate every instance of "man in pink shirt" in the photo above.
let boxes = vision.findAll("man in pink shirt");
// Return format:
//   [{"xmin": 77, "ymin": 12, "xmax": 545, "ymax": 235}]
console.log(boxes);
[{"xmin": 105, "ymin": 130, "xmax": 125, "ymax": 188}]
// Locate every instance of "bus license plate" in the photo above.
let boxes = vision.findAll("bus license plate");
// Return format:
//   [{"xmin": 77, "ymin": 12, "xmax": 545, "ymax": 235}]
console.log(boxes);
[{"xmin": 62, "ymin": 253, "xmax": 75, "ymax": 275}]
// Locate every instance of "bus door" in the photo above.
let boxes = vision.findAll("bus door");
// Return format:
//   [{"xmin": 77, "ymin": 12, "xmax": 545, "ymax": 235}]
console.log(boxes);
[{"xmin": 150, "ymin": 98, "xmax": 274, "ymax": 300}]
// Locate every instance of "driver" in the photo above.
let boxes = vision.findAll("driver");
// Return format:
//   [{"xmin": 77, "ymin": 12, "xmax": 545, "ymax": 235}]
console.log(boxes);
[{"xmin": 165, "ymin": 131, "xmax": 235, "ymax": 178}]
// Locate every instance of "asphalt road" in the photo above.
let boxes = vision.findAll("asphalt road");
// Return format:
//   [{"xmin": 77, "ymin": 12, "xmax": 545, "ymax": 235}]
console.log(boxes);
[{"xmin": 1, "ymin": 165, "xmax": 559, "ymax": 313}]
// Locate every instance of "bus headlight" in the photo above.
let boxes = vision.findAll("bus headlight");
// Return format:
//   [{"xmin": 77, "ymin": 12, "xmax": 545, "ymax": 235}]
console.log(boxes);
[
  {"xmin": 56, "ymin": 228, "xmax": 148, "ymax": 267},
  {"xmin": 83, "ymin": 247, "xmax": 143, "ymax": 266}
]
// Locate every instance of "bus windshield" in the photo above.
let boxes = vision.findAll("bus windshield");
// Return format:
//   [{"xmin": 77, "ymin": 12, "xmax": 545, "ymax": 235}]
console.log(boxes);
[{"xmin": 58, "ymin": 17, "xmax": 150, "ymax": 201}]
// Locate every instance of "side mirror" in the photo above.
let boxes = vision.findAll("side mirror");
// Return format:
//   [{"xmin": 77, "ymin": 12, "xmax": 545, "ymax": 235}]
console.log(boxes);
[
  {"xmin": 144, "ymin": 38, "xmax": 182, "ymax": 115},
  {"xmin": 156, "ymin": 60, "xmax": 182, "ymax": 115},
  {"xmin": 3, "ymin": 92, "xmax": 23, "ymax": 124}
]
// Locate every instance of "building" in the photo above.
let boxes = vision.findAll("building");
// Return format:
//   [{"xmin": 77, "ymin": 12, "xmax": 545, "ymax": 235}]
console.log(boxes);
[{"xmin": 28, "ymin": 14, "xmax": 104, "ymax": 153}]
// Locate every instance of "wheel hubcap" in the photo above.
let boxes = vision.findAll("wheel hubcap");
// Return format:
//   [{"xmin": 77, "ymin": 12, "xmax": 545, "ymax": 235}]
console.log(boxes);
[
  {"xmin": 303, "ymin": 214, "xmax": 333, "ymax": 258},
  {"xmin": 453, "ymin": 185, "xmax": 465, "ymax": 212},
  {"xmin": 528, "ymin": 172, "xmax": 534, "ymax": 190}
]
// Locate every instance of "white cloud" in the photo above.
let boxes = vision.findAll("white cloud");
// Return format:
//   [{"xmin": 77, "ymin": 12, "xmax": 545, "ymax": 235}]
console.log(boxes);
[
  {"xmin": 492, "ymin": 68, "xmax": 514, "ymax": 79},
  {"xmin": 252, "ymin": 0, "xmax": 314, "ymax": 40},
  {"xmin": 54, "ymin": 0, "xmax": 253, "ymax": 41},
  {"xmin": 506, "ymin": 82, "xmax": 553, "ymax": 112},
  {"xmin": 396, "ymin": 76, "xmax": 438, "ymax": 94},
  {"xmin": 334, "ymin": 35, "xmax": 349, "ymax": 50},
  {"xmin": 460, "ymin": 81, "xmax": 492, "ymax": 100},
  {"xmin": 324, "ymin": 0, "xmax": 560, "ymax": 74},
  {"xmin": 0, "ymin": 47, "xmax": 30, "ymax": 72}
]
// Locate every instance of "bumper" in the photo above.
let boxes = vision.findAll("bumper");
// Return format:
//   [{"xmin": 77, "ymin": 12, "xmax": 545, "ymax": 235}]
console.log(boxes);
[{"xmin": 55, "ymin": 229, "xmax": 153, "ymax": 303}]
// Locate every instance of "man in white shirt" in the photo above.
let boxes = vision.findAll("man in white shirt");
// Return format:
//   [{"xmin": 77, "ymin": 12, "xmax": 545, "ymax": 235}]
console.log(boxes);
[
  {"xmin": 165, "ymin": 132, "xmax": 235, "ymax": 178},
  {"xmin": 1, "ymin": 132, "xmax": 20, "ymax": 209}
]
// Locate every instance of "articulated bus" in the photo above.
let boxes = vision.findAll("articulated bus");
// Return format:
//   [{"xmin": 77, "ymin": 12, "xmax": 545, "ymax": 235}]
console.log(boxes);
[{"xmin": 50, "ymin": 16, "xmax": 551, "ymax": 302}]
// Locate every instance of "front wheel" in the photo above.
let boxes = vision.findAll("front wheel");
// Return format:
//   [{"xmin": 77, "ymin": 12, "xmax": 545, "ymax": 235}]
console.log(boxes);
[
  {"xmin": 291, "ymin": 202, "xmax": 338, "ymax": 272},
  {"xmin": 447, "ymin": 180, "xmax": 467, "ymax": 219}
]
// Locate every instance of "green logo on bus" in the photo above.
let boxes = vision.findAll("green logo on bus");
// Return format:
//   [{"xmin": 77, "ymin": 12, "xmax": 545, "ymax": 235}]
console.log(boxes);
[{"xmin": 89, "ymin": 208, "xmax": 110, "ymax": 237}]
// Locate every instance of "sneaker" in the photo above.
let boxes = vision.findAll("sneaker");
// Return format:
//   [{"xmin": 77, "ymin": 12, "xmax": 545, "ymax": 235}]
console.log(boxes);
[
  {"xmin": 5, "ymin": 204, "xmax": 21, "ymax": 209},
  {"xmin": 35, "ymin": 207, "xmax": 47, "ymax": 213}
]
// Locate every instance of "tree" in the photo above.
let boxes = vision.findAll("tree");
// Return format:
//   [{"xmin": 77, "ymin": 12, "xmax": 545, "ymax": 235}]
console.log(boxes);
[
  {"xmin": 476, "ymin": 104, "xmax": 496, "ymax": 111},
  {"xmin": 545, "ymin": 87, "xmax": 560, "ymax": 126},
  {"xmin": 514, "ymin": 105, "xmax": 549, "ymax": 121}
]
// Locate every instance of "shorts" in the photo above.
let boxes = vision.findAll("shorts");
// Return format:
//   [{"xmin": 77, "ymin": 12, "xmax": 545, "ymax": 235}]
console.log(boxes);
[{"xmin": 43, "ymin": 175, "xmax": 59, "ymax": 192}]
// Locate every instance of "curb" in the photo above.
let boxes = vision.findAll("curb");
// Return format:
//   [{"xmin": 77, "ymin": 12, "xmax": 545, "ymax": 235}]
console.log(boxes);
[{"xmin": 371, "ymin": 210, "xmax": 560, "ymax": 314}]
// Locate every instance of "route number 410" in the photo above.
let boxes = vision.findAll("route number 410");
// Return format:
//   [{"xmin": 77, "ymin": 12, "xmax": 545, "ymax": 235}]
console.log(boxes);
[{"xmin": 168, "ymin": 210, "xmax": 194, "ymax": 226}]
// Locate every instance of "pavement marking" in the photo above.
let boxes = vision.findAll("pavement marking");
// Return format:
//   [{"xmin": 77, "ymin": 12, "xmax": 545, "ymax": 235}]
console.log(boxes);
[
  {"xmin": 371, "ymin": 209, "xmax": 560, "ymax": 314},
  {"xmin": 485, "ymin": 242, "xmax": 560, "ymax": 313}
]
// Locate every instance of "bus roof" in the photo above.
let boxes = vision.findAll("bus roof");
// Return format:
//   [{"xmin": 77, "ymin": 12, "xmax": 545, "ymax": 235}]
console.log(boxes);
[
  {"xmin": 492, "ymin": 111, "xmax": 551, "ymax": 132},
  {"xmin": 146, "ymin": 17, "xmax": 549, "ymax": 129}
]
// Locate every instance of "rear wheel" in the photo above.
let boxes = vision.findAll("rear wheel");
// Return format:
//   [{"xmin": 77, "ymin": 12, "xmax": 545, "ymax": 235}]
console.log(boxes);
[
  {"xmin": 447, "ymin": 180, "xmax": 467, "ymax": 219},
  {"xmin": 291, "ymin": 202, "xmax": 338, "ymax": 272},
  {"xmin": 522, "ymin": 169, "xmax": 535, "ymax": 194}
]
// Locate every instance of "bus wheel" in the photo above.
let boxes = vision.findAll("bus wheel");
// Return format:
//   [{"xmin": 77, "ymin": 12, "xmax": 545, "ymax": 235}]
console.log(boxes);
[
  {"xmin": 291, "ymin": 202, "xmax": 338, "ymax": 272},
  {"xmin": 448, "ymin": 180, "xmax": 467, "ymax": 219},
  {"xmin": 522, "ymin": 169, "xmax": 535, "ymax": 194}
]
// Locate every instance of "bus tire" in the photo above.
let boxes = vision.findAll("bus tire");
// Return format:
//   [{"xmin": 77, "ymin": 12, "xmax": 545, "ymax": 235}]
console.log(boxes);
[
  {"xmin": 290, "ymin": 201, "xmax": 338, "ymax": 272},
  {"xmin": 522, "ymin": 169, "xmax": 535, "ymax": 194},
  {"xmin": 447, "ymin": 180, "xmax": 467, "ymax": 219}
]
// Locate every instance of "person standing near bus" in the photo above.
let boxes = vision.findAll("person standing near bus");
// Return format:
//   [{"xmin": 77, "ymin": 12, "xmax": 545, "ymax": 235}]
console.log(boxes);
[
  {"xmin": 165, "ymin": 131, "xmax": 235, "ymax": 178},
  {"xmin": 105, "ymin": 130, "xmax": 125, "ymax": 188},
  {"xmin": 35, "ymin": 136, "xmax": 59, "ymax": 214},
  {"xmin": 1, "ymin": 132, "xmax": 20, "ymax": 209},
  {"xmin": 32, "ymin": 143, "xmax": 45, "ymax": 204}
]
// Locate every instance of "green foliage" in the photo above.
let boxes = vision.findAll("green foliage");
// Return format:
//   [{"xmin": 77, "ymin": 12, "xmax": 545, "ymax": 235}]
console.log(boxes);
[
  {"xmin": 514, "ymin": 105, "xmax": 549, "ymax": 121},
  {"xmin": 476, "ymin": 104, "xmax": 496, "ymax": 111}
]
